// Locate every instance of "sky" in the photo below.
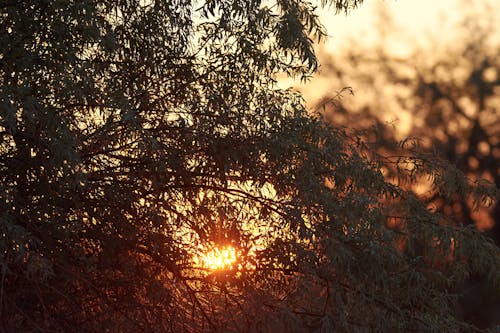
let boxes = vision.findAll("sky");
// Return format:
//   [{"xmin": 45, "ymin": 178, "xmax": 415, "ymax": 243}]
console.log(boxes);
[
  {"xmin": 319, "ymin": 0, "xmax": 465, "ymax": 54},
  {"xmin": 289, "ymin": 0, "xmax": 500, "ymax": 107}
]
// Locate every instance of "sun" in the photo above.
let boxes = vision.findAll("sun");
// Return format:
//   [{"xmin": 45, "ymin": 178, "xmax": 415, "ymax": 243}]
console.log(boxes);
[{"xmin": 200, "ymin": 246, "xmax": 237, "ymax": 270}]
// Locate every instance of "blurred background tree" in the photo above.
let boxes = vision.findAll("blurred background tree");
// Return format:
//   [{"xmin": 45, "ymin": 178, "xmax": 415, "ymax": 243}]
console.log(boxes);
[{"xmin": 308, "ymin": 0, "xmax": 500, "ymax": 328}]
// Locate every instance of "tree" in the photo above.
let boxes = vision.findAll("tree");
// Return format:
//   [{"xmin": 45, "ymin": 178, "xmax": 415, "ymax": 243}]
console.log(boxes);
[
  {"xmin": 0, "ymin": 1, "xmax": 498, "ymax": 332},
  {"xmin": 311, "ymin": 2, "xmax": 500, "ymax": 328}
]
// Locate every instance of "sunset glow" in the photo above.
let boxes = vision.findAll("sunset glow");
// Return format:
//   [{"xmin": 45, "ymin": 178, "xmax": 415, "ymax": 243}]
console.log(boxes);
[{"xmin": 199, "ymin": 246, "xmax": 237, "ymax": 270}]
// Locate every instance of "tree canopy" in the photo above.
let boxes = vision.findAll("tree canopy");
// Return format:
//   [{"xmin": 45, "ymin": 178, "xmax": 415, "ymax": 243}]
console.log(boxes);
[
  {"xmin": 309, "ymin": 3, "xmax": 500, "ymax": 328},
  {"xmin": 0, "ymin": 1, "xmax": 499, "ymax": 332}
]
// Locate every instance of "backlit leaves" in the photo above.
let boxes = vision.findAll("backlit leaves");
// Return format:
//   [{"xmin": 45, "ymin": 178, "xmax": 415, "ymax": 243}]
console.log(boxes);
[{"xmin": 1, "ymin": 0, "xmax": 499, "ymax": 332}]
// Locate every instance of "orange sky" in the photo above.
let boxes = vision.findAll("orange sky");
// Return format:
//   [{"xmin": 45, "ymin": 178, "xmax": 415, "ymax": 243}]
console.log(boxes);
[
  {"xmin": 318, "ymin": 0, "xmax": 499, "ymax": 55},
  {"xmin": 282, "ymin": 0, "xmax": 500, "ymax": 131},
  {"xmin": 320, "ymin": 0, "xmax": 459, "ymax": 53}
]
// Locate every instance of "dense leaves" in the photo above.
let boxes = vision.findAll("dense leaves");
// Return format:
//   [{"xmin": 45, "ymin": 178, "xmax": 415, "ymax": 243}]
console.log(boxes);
[
  {"xmin": 312, "ymin": 3, "xmax": 500, "ymax": 328},
  {"xmin": 0, "ymin": 1, "xmax": 499, "ymax": 332}
]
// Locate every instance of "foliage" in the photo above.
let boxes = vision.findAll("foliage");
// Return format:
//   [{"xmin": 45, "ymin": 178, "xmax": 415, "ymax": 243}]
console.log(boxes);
[
  {"xmin": 312, "ymin": 2, "xmax": 500, "ymax": 328},
  {"xmin": 0, "ymin": 0, "xmax": 499, "ymax": 332}
]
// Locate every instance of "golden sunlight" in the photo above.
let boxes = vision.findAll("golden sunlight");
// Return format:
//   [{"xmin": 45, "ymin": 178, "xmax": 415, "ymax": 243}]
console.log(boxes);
[{"xmin": 199, "ymin": 246, "xmax": 237, "ymax": 270}]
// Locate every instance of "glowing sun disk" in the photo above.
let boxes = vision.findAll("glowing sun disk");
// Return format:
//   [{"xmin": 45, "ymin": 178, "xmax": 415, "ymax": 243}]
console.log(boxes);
[{"xmin": 201, "ymin": 246, "xmax": 237, "ymax": 270}]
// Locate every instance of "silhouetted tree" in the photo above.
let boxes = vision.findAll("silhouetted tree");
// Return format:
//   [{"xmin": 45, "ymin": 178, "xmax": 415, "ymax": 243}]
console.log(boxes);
[
  {"xmin": 1, "ymin": 1, "xmax": 498, "ymax": 332},
  {"xmin": 313, "ymin": 3, "xmax": 500, "ymax": 328}
]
